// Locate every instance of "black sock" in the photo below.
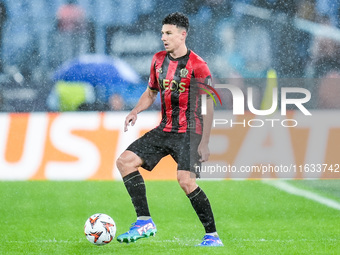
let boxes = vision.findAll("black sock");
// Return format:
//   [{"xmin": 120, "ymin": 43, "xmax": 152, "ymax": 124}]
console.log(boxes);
[
  {"xmin": 187, "ymin": 186, "xmax": 216, "ymax": 233},
  {"xmin": 122, "ymin": 171, "xmax": 150, "ymax": 217}
]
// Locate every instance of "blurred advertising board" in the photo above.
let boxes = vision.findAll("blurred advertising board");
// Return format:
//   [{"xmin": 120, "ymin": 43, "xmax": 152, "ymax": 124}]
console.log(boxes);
[{"xmin": 0, "ymin": 111, "xmax": 339, "ymax": 180}]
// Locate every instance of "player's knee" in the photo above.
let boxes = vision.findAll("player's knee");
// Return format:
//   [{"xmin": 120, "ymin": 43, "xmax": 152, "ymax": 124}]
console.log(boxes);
[
  {"xmin": 116, "ymin": 151, "xmax": 142, "ymax": 175},
  {"xmin": 116, "ymin": 155, "xmax": 125, "ymax": 171},
  {"xmin": 177, "ymin": 174, "xmax": 197, "ymax": 195}
]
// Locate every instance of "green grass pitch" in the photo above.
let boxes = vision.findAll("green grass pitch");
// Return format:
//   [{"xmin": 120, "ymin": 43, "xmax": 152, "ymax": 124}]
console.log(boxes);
[{"xmin": 0, "ymin": 180, "xmax": 339, "ymax": 255}]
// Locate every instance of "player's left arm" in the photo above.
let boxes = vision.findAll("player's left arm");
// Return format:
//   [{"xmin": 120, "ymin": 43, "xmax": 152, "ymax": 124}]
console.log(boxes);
[
  {"xmin": 196, "ymin": 60, "xmax": 214, "ymax": 162},
  {"xmin": 198, "ymin": 96, "xmax": 214, "ymax": 162}
]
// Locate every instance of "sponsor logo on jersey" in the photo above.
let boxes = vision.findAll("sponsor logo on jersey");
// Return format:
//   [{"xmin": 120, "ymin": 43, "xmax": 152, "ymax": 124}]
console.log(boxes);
[{"xmin": 161, "ymin": 79, "xmax": 186, "ymax": 93}]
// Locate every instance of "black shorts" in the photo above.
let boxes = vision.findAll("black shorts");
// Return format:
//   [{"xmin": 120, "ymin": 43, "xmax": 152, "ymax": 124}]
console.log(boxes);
[{"xmin": 126, "ymin": 127, "xmax": 202, "ymax": 177}]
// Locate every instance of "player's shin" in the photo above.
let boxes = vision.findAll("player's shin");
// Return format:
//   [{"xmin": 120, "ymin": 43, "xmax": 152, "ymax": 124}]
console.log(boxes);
[
  {"xmin": 122, "ymin": 171, "xmax": 151, "ymax": 217},
  {"xmin": 187, "ymin": 186, "xmax": 217, "ymax": 234}
]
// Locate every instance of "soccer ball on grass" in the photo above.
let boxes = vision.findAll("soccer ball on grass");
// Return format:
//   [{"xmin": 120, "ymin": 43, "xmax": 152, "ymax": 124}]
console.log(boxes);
[{"xmin": 84, "ymin": 213, "xmax": 116, "ymax": 245}]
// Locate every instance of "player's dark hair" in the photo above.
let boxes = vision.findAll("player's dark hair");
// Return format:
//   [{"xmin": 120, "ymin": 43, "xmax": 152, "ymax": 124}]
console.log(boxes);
[{"xmin": 162, "ymin": 12, "xmax": 189, "ymax": 32}]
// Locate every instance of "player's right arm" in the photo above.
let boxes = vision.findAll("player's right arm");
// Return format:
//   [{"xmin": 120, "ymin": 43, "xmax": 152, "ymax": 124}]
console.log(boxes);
[
  {"xmin": 124, "ymin": 88, "xmax": 158, "ymax": 132},
  {"xmin": 125, "ymin": 53, "xmax": 160, "ymax": 132}
]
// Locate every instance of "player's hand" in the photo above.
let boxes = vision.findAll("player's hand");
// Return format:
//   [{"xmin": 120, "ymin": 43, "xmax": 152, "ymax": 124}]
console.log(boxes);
[
  {"xmin": 124, "ymin": 111, "xmax": 137, "ymax": 132},
  {"xmin": 198, "ymin": 142, "xmax": 210, "ymax": 162}
]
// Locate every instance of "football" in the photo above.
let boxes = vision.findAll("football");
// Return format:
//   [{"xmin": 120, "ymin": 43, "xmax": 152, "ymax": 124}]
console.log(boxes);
[{"xmin": 84, "ymin": 213, "xmax": 116, "ymax": 245}]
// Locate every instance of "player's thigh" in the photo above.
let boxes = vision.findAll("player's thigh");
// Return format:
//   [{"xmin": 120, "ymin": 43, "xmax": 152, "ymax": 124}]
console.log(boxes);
[
  {"xmin": 126, "ymin": 128, "xmax": 169, "ymax": 171},
  {"xmin": 170, "ymin": 132, "xmax": 201, "ymax": 175}
]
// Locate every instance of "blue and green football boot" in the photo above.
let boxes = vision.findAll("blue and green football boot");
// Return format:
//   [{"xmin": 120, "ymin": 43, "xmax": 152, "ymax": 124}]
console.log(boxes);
[{"xmin": 117, "ymin": 218, "xmax": 157, "ymax": 243}]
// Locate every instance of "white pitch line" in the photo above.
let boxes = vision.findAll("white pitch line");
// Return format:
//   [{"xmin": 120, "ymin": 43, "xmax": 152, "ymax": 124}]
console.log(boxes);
[{"xmin": 264, "ymin": 180, "xmax": 340, "ymax": 211}]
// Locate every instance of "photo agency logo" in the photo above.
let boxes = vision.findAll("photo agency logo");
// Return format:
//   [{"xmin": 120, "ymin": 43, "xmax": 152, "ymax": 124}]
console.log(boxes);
[
  {"xmin": 198, "ymin": 82, "xmax": 222, "ymax": 114},
  {"xmin": 201, "ymin": 82, "xmax": 312, "ymax": 128}
]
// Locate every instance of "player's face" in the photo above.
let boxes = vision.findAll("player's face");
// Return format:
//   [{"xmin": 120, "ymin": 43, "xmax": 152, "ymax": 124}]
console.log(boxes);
[{"xmin": 161, "ymin": 24, "xmax": 186, "ymax": 53}]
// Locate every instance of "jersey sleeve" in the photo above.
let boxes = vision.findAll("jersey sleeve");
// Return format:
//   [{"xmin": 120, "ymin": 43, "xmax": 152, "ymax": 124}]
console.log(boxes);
[
  {"xmin": 148, "ymin": 54, "xmax": 159, "ymax": 92},
  {"xmin": 194, "ymin": 60, "xmax": 213, "ymax": 96}
]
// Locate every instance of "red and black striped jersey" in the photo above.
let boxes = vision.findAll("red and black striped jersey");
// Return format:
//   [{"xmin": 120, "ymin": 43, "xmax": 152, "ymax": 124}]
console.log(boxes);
[{"xmin": 148, "ymin": 50, "xmax": 212, "ymax": 134}]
